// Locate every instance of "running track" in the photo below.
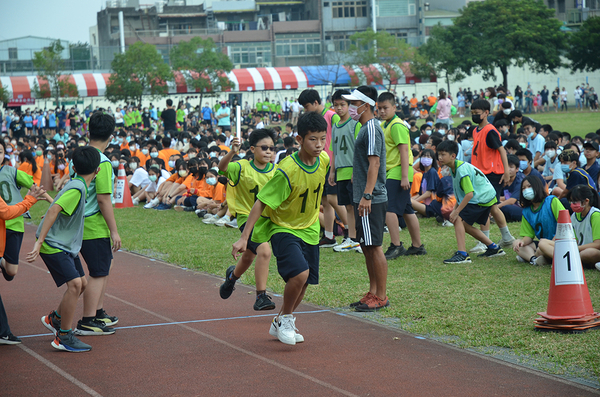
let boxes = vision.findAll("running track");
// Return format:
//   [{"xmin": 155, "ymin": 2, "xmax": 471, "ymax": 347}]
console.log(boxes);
[{"xmin": 1, "ymin": 226, "xmax": 599, "ymax": 396}]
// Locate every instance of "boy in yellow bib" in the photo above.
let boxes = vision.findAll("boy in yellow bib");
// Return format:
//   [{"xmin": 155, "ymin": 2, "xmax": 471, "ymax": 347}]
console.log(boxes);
[{"xmin": 232, "ymin": 112, "xmax": 329, "ymax": 345}]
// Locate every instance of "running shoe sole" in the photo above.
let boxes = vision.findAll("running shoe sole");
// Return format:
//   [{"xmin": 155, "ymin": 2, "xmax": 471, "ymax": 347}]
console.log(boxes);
[{"xmin": 41, "ymin": 315, "xmax": 59, "ymax": 336}]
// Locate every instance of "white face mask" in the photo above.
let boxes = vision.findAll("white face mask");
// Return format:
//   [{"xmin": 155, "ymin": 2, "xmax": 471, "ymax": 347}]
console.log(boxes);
[
  {"xmin": 141, "ymin": 148, "xmax": 149, "ymax": 155},
  {"xmin": 206, "ymin": 177, "xmax": 217, "ymax": 186},
  {"xmin": 129, "ymin": 162, "xmax": 137, "ymax": 170},
  {"xmin": 503, "ymin": 109, "xmax": 511, "ymax": 115},
  {"xmin": 545, "ymin": 150, "xmax": 556, "ymax": 158},
  {"xmin": 178, "ymin": 170, "xmax": 188, "ymax": 177},
  {"xmin": 150, "ymin": 152, "xmax": 158, "ymax": 158},
  {"xmin": 168, "ymin": 160, "xmax": 176, "ymax": 168},
  {"xmin": 447, "ymin": 135, "xmax": 455, "ymax": 141}
]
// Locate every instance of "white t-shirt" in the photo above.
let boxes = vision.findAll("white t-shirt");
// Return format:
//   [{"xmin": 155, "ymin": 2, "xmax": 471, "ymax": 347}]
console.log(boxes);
[
  {"xmin": 275, "ymin": 149, "xmax": 286, "ymax": 164},
  {"xmin": 292, "ymin": 102, "xmax": 300, "ymax": 113},
  {"xmin": 256, "ymin": 121, "xmax": 265, "ymax": 130},
  {"xmin": 560, "ymin": 90, "xmax": 568, "ymax": 101},
  {"xmin": 145, "ymin": 175, "xmax": 166, "ymax": 193},
  {"xmin": 114, "ymin": 112, "xmax": 123, "ymax": 124},
  {"xmin": 130, "ymin": 167, "xmax": 150, "ymax": 188}
]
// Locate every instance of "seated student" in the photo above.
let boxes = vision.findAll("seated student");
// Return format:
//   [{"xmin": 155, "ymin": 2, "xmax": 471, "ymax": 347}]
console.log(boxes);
[
  {"xmin": 494, "ymin": 119, "xmax": 511, "ymax": 141},
  {"xmin": 128, "ymin": 156, "xmax": 150, "ymax": 196},
  {"xmin": 581, "ymin": 141, "xmax": 600, "ymax": 186},
  {"xmin": 436, "ymin": 140, "xmax": 505, "ymax": 264},
  {"xmin": 504, "ymin": 139, "xmax": 521, "ymax": 156},
  {"xmin": 144, "ymin": 158, "xmax": 183, "ymax": 209},
  {"xmin": 132, "ymin": 165, "xmax": 165, "ymax": 205},
  {"xmin": 411, "ymin": 149, "xmax": 439, "ymax": 205},
  {"xmin": 159, "ymin": 160, "xmax": 190, "ymax": 209},
  {"xmin": 497, "ymin": 155, "xmax": 525, "ymax": 222},
  {"xmin": 512, "ymin": 175, "xmax": 564, "ymax": 265},
  {"xmin": 412, "ymin": 165, "xmax": 456, "ymax": 224},
  {"xmin": 515, "ymin": 148, "xmax": 546, "ymax": 189},
  {"xmin": 541, "ymin": 141, "xmax": 562, "ymax": 190},
  {"xmin": 18, "ymin": 151, "xmax": 42, "ymax": 186},
  {"xmin": 173, "ymin": 158, "xmax": 205, "ymax": 211},
  {"xmin": 557, "ymin": 150, "xmax": 596, "ymax": 206},
  {"xmin": 539, "ymin": 185, "xmax": 600, "ymax": 269}
]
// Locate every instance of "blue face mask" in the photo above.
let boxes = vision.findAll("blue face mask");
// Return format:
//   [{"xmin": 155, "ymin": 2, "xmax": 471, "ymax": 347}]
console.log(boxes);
[
  {"xmin": 519, "ymin": 160, "xmax": 529, "ymax": 171},
  {"xmin": 561, "ymin": 164, "xmax": 572, "ymax": 174},
  {"xmin": 426, "ymin": 122, "xmax": 433, "ymax": 126},
  {"xmin": 528, "ymin": 132, "xmax": 535, "ymax": 139}
]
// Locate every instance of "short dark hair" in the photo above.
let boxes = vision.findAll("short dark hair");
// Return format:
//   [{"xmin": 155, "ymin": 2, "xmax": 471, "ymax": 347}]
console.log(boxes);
[
  {"xmin": 544, "ymin": 141, "xmax": 557, "ymax": 150},
  {"xmin": 494, "ymin": 119, "xmax": 509, "ymax": 128},
  {"xmin": 559, "ymin": 149, "xmax": 579, "ymax": 163},
  {"xmin": 516, "ymin": 148, "xmax": 532, "ymax": 162},
  {"xmin": 89, "ymin": 112, "xmax": 115, "ymax": 142},
  {"xmin": 298, "ymin": 89, "xmax": 321, "ymax": 106},
  {"xmin": 519, "ymin": 175, "xmax": 547, "ymax": 207},
  {"xmin": 162, "ymin": 137, "xmax": 172, "ymax": 148},
  {"xmin": 430, "ymin": 137, "xmax": 442, "ymax": 148},
  {"xmin": 217, "ymin": 134, "xmax": 227, "ymax": 143},
  {"xmin": 507, "ymin": 154, "xmax": 520, "ymax": 168},
  {"xmin": 437, "ymin": 140, "xmax": 459, "ymax": 155},
  {"xmin": 297, "ymin": 112, "xmax": 327, "ymax": 138},
  {"xmin": 377, "ymin": 92, "xmax": 396, "ymax": 105},
  {"xmin": 332, "ymin": 89, "xmax": 351, "ymax": 102},
  {"xmin": 249, "ymin": 129, "xmax": 277, "ymax": 147},
  {"xmin": 283, "ymin": 136, "xmax": 294, "ymax": 148},
  {"xmin": 72, "ymin": 146, "xmax": 101, "ymax": 175},
  {"xmin": 510, "ymin": 110, "xmax": 523, "ymax": 119},
  {"xmin": 166, "ymin": 99, "xmax": 173, "ymax": 107},
  {"xmin": 541, "ymin": 124, "xmax": 553, "ymax": 133},
  {"xmin": 470, "ymin": 99, "xmax": 490, "ymax": 112}
]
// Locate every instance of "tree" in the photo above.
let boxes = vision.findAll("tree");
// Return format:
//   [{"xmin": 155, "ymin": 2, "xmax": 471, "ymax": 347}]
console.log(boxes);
[
  {"xmin": 346, "ymin": 29, "xmax": 417, "ymax": 91},
  {"xmin": 568, "ymin": 17, "xmax": 600, "ymax": 72},
  {"xmin": 0, "ymin": 82, "xmax": 11, "ymax": 105},
  {"xmin": 416, "ymin": 24, "xmax": 465, "ymax": 93},
  {"xmin": 424, "ymin": 0, "xmax": 567, "ymax": 89},
  {"xmin": 106, "ymin": 42, "xmax": 173, "ymax": 104},
  {"xmin": 170, "ymin": 37, "xmax": 233, "ymax": 105},
  {"xmin": 69, "ymin": 42, "xmax": 92, "ymax": 70},
  {"xmin": 32, "ymin": 40, "xmax": 78, "ymax": 106}
]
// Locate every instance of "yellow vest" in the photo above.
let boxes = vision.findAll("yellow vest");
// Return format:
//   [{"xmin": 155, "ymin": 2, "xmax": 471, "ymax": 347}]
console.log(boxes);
[{"xmin": 231, "ymin": 160, "xmax": 277, "ymax": 217}]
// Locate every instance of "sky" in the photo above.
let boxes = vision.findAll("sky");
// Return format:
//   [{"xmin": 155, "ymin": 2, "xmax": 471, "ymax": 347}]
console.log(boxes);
[{"xmin": 0, "ymin": 0, "xmax": 106, "ymax": 44}]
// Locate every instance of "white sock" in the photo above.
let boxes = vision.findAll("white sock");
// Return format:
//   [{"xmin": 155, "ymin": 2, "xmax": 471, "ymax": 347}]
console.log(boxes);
[
  {"xmin": 499, "ymin": 226, "xmax": 513, "ymax": 240},
  {"xmin": 325, "ymin": 231, "xmax": 334, "ymax": 239},
  {"xmin": 482, "ymin": 230, "xmax": 490, "ymax": 238}
]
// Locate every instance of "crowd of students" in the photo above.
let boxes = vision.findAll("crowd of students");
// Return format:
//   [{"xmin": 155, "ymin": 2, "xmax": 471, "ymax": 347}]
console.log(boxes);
[{"xmin": 1, "ymin": 82, "xmax": 599, "ymax": 348}]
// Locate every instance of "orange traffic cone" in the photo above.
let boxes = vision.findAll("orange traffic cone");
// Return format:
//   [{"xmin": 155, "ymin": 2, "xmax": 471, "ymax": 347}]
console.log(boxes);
[
  {"xmin": 114, "ymin": 163, "xmax": 133, "ymax": 209},
  {"xmin": 40, "ymin": 158, "xmax": 54, "ymax": 192},
  {"xmin": 534, "ymin": 210, "xmax": 600, "ymax": 332}
]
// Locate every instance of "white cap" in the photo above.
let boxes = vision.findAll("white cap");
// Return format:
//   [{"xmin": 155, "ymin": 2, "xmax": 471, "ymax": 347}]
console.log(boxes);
[{"xmin": 342, "ymin": 89, "xmax": 375, "ymax": 106}]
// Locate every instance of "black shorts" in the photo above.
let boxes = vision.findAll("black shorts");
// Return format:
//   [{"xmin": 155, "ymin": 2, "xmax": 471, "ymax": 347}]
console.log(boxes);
[
  {"xmin": 324, "ymin": 177, "xmax": 337, "ymax": 196},
  {"xmin": 221, "ymin": 125, "xmax": 231, "ymax": 132},
  {"xmin": 542, "ymin": 99, "xmax": 549, "ymax": 105},
  {"xmin": 485, "ymin": 173, "xmax": 503, "ymax": 202},
  {"xmin": 270, "ymin": 233, "xmax": 319, "ymax": 284},
  {"xmin": 183, "ymin": 195, "xmax": 198, "ymax": 207},
  {"xmin": 354, "ymin": 201, "xmax": 387, "ymax": 246},
  {"xmin": 459, "ymin": 203, "xmax": 492, "ymax": 226},
  {"xmin": 80, "ymin": 238, "xmax": 113, "ymax": 277},
  {"xmin": 3, "ymin": 230, "xmax": 23, "ymax": 264},
  {"xmin": 386, "ymin": 179, "xmax": 414, "ymax": 215},
  {"xmin": 425, "ymin": 200, "xmax": 443, "ymax": 218},
  {"xmin": 40, "ymin": 251, "xmax": 85, "ymax": 287},
  {"xmin": 337, "ymin": 179, "xmax": 353, "ymax": 206},
  {"xmin": 240, "ymin": 222, "xmax": 261, "ymax": 255}
]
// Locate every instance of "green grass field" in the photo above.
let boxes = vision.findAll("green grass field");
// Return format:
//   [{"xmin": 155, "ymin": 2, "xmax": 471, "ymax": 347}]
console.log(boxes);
[{"xmin": 24, "ymin": 111, "xmax": 600, "ymax": 384}]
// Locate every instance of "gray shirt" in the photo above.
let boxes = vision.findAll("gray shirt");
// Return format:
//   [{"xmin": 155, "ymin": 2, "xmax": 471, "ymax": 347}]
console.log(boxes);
[{"xmin": 353, "ymin": 118, "xmax": 387, "ymax": 204}]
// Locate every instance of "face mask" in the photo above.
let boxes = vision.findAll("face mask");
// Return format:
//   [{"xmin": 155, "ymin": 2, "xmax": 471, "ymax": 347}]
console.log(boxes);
[
  {"xmin": 498, "ymin": 99, "xmax": 504, "ymax": 104},
  {"xmin": 426, "ymin": 121, "xmax": 433, "ymax": 126},
  {"xmin": 471, "ymin": 114, "xmax": 483, "ymax": 124},
  {"xmin": 424, "ymin": 129, "xmax": 432, "ymax": 136},
  {"xmin": 577, "ymin": 144, "xmax": 583, "ymax": 151},
  {"xmin": 46, "ymin": 154, "xmax": 52, "ymax": 159},
  {"xmin": 561, "ymin": 164, "xmax": 572, "ymax": 174},
  {"xmin": 545, "ymin": 150, "xmax": 556, "ymax": 158},
  {"xmin": 348, "ymin": 103, "xmax": 366, "ymax": 121},
  {"xmin": 441, "ymin": 166, "xmax": 451, "ymax": 177},
  {"xmin": 118, "ymin": 137, "xmax": 124, "ymax": 143},
  {"xmin": 522, "ymin": 187, "xmax": 535, "ymax": 201},
  {"xmin": 6, "ymin": 148, "xmax": 12, "ymax": 153},
  {"xmin": 420, "ymin": 157, "xmax": 433, "ymax": 167},
  {"xmin": 111, "ymin": 160, "xmax": 120, "ymax": 168},
  {"xmin": 438, "ymin": 129, "xmax": 446, "ymax": 135},
  {"xmin": 149, "ymin": 175, "xmax": 158, "ymax": 182},
  {"xmin": 183, "ymin": 139, "xmax": 188, "ymax": 144},
  {"xmin": 210, "ymin": 152, "xmax": 217, "ymax": 158},
  {"xmin": 206, "ymin": 177, "xmax": 217, "ymax": 186},
  {"xmin": 57, "ymin": 163, "xmax": 65, "ymax": 171},
  {"xmin": 129, "ymin": 162, "xmax": 137, "ymax": 170},
  {"xmin": 519, "ymin": 160, "xmax": 529, "ymax": 171},
  {"xmin": 447, "ymin": 135, "xmax": 455, "ymax": 141},
  {"xmin": 519, "ymin": 142, "xmax": 527, "ymax": 149},
  {"xmin": 36, "ymin": 150, "xmax": 43, "ymax": 156},
  {"xmin": 503, "ymin": 109, "xmax": 511, "ymax": 115},
  {"xmin": 570, "ymin": 202, "xmax": 585, "ymax": 213},
  {"xmin": 218, "ymin": 156, "xmax": 223, "ymax": 161},
  {"xmin": 178, "ymin": 170, "xmax": 188, "ymax": 177},
  {"xmin": 528, "ymin": 132, "xmax": 535, "ymax": 139},
  {"xmin": 150, "ymin": 152, "xmax": 158, "ymax": 158},
  {"xmin": 168, "ymin": 160, "xmax": 176, "ymax": 168},
  {"xmin": 142, "ymin": 148, "xmax": 149, "ymax": 155},
  {"xmin": 238, "ymin": 153, "xmax": 246, "ymax": 158},
  {"xmin": 188, "ymin": 153, "xmax": 196, "ymax": 159}
]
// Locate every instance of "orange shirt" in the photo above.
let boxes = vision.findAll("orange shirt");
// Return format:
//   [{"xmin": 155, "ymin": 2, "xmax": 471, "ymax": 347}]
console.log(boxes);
[
  {"xmin": 159, "ymin": 148, "xmax": 181, "ymax": 171},
  {"xmin": 137, "ymin": 152, "xmax": 149, "ymax": 167},
  {"xmin": 166, "ymin": 173, "xmax": 179, "ymax": 183},
  {"xmin": 196, "ymin": 178, "xmax": 215, "ymax": 198},
  {"xmin": 0, "ymin": 195, "xmax": 36, "ymax": 256},
  {"xmin": 471, "ymin": 124, "xmax": 504, "ymax": 175},
  {"xmin": 18, "ymin": 162, "xmax": 42, "ymax": 186},
  {"xmin": 428, "ymin": 96, "xmax": 437, "ymax": 107},
  {"xmin": 35, "ymin": 156, "xmax": 45, "ymax": 170},
  {"xmin": 409, "ymin": 98, "xmax": 418, "ymax": 108},
  {"xmin": 218, "ymin": 144, "xmax": 230, "ymax": 153},
  {"xmin": 212, "ymin": 183, "xmax": 226, "ymax": 203},
  {"xmin": 411, "ymin": 171, "xmax": 422, "ymax": 197}
]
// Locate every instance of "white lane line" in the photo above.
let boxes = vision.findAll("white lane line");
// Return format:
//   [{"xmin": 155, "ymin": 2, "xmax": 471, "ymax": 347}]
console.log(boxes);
[{"xmin": 18, "ymin": 344, "xmax": 103, "ymax": 397}]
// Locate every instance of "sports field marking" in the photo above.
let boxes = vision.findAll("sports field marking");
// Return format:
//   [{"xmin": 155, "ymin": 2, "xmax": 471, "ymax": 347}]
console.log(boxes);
[
  {"xmin": 18, "ymin": 309, "xmax": 330, "ymax": 339},
  {"xmin": 17, "ymin": 344, "xmax": 103, "ymax": 397}
]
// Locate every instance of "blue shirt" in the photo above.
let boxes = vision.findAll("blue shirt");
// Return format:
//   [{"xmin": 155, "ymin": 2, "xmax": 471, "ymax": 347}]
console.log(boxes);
[
  {"xmin": 49, "ymin": 113, "xmax": 56, "ymax": 128},
  {"xmin": 527, "ymin": 133, "xmax": 545, "ymax": 158},
  {"xmin": 504, "ymin": 172, "xmax": 525, "ymax": 201},
  {"xmin": 23, "ymin": 115, "xmax": 33, "ymax": 127},
  {"xmin": 583, "ymin": 161, "xmax": 600, "ymax": 186},
  {"xmin": 216, "ymin": 107, "xmax": 230, "ymax": 126},
  {"xmin": 202, "ymin": 106, "xmax": 213, "ymax": 120},
  {"xmin": 566, "ymin": 167, "xmax": 596, "ymax": 191},
  {"xmin": 151, "ymin": 108, "xmax": 158, "ymax": 120}
]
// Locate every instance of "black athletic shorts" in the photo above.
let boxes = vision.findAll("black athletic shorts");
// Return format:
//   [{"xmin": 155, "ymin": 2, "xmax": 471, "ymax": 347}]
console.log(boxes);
[
  {"xmin": 3, "ymin": 230, "xmax": 23, "ymax": 264},
  {"xmin": 80, "ymin": 238, "xmax": 113, "ymax": 277},
  {"xmin": 355, "ymin": 201, "xmax": 387, "ymax": 247},
  {"xmin": 40, "ymin": 251, "xmax": 85, "ymax": 287},
  {"xmin": 337, "ymin": 179, "xmax": 353, "ymax": 206},
  {"xmin": 240, "ymin": 222, "xmax": 261, "ymax": 255},
  {"xmin": 324, "ymin": 177, "xmax": 338, "ymax": 196},
  {"xmin": 386, "ymin": 179, "xmax": 415, "ymax": 215},
  {"xmin": 271, "ymin": 232, "xmax": 319, "ymax": 284},
  {"xmin": 486, "ymin": 173, "xmax": 503, "ymax": 202},
  {"xmin": 459, "ymin": 203, "xmax": 492, "ymax": 226}
]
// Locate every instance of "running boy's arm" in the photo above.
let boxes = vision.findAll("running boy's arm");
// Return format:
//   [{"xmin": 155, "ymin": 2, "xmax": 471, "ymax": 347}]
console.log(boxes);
[
  {"xmin": 26, "ymin": 203, "xmax": 62, "ymax": 262},
  {"xmin": 0, "ymin": 185, "xmax": 44, "ymax": 220},
  {"xmin": 231, "ymin": 199, "xmax": 267, "ymax": 259},
  {"xmin": 218, "ymin": 137, "xmax": 240, "ymax": 173}
]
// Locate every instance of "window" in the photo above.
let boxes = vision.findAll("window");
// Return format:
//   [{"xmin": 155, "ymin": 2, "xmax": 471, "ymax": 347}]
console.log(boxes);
[
  {"xmin": 332, "ymin": 1, "xmax": 367, "ymax": 18},
  {"xmin": 228, "ymin": 42, "xmax": 272, "ymax": 66},
  {"xmin": 324, "ymin": 1, "xmax": 330, "ymax": 6},
  {"xmin": 558, "ymin": 0, "xmax": 566, "ymax": 13},
  {"xmin": 8, "ymin": 48, "xmax": 17, "ymax": 60},
  {"xmin": 547, "ymin": 0, "xmax": 555, "ymax": 10}
]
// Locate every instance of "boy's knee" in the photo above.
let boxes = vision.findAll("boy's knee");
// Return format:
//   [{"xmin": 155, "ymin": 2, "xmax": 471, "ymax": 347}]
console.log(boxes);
[{"xmin": 68, "ymin": 277, "xmax": 84, "ymax": 293}]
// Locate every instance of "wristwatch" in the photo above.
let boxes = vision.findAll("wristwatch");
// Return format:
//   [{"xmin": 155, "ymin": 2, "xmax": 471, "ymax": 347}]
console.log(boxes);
[{"xmin": 362, "ymin": 193, "xmax": 373, "ymax": 200}]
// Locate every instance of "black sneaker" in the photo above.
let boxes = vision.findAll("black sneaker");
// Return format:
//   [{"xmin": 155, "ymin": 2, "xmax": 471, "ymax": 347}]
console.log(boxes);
[
  {"xmin": 0, "ymin": 333, "xmax": 22, "ymax": 345},
  {"xmin": 435, "ymin": 215, "xmax": 444, "ymax": 224},
  {"xmin": 384, "ymin": 243, "xmax": 406, "ymax": 260},
  {"xmin": 52, "ymin": 331, "xmax": 91, "ymax": 352},
  {"xmin": 95, "ymin": 309, "xmax": 119, "ymax": 326},
  {"xmin": 41, "ymin": 311, "xmax": 61, "ymax": 335},
  {"xmin": 405, "ymin": 244, "xmax": 427, "ymax": 255},
  {"xmin": 319, "ymin": 236, "xmax": 337, "ymax": 248},
  {"xmin": 254, "ymin": 293, "xmax": 276, "ymax": 311},
  {"xmin": 183, "ymin": 206, "xmax": 196, "ymax": 212},
  {"xmin": 219, "ymin": 266, "xmax": 237, "ymax": 299},
  {"xmin": 196, "ymin": 209, "xmax": 208, "ymax": 218},
  {"xmin": 478, "ymin": 246, "xmax": 506, "ymax": 258},
  {"xmin": 443, "ymin": 251, "xmax": 472, "ymax": 264},
  {"xmin": 0, "ymin": 262, "xmax": 14, "ymax": 282},
  {"xmin": 74, "ymin": 319, "xmax": 116, "ymax": 336}
]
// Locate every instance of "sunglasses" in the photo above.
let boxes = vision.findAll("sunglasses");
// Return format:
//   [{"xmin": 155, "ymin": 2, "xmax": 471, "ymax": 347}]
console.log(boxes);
[{"xmin": 259, "ymin": 145, "xmax": 276, "ymax": 152}]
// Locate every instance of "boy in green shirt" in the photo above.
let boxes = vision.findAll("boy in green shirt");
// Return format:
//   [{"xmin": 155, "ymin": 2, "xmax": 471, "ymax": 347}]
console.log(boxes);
[
  {"xmin": 28, "ymin": 146, "xmax": 103, "ymax": 352},
  {"xmin": 232, "ymin": 112, "xmax": 329, "ymax": 346},
  {"xmin": 436, "ymin": 140, "xmax": 506, "ymax": 264}
]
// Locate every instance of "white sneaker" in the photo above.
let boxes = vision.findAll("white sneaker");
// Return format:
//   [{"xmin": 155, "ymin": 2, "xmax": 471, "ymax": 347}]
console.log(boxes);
[
  {"xmin": 470, "ymin": 241, "xmax": 487, "ymax": 253},
  {"xmin": 203, "ymin": 213, "xmax": 214, "ymax": 219},
  {"xmin": 214, "ymin": 216, "xmax": 230, "ymax": 227},
  {"xmin": 595, "ymin": 263, "xmax": 600, "ymax": 271},
  {"xmin": 516, "ymin": 255, "xmax": 526, "ymax": 263},
  {"xmin": 144, "ymin": 198, "xmax": 159, "ymax": 209},
  {"xmin": 276, "ymin": 315, "xmax": 297, "ymax": 345},
  {"xmin": 132, "ymin": 198, "xmax": 140, "ymax": 205},
  {"xmin": 225, "ymin": 218, "xmax": 238, "ymax": 228},
  {"xmin": 202, "ymin": 214, "xmax": 219, "ymax": 224},
  {"xmin": 269, "ymin": 316, "xmax": 303, "ymax": 343},
  {"xmin": 442, "ymin": 220, "xmax": 454, "ymax": 227},
  {"xmin": 499, "ymin": 236, "xmax": 516, "ymax": 248},
  {"xmin": 333, "ymin": 237, "xmax": 360, "ymax": 252}
]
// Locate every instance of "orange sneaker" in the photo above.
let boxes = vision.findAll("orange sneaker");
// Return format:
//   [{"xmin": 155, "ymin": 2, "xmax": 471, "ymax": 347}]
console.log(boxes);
[{"xmin": 354, "ymin": 295, "xmax": 390, "ymax": 312}]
